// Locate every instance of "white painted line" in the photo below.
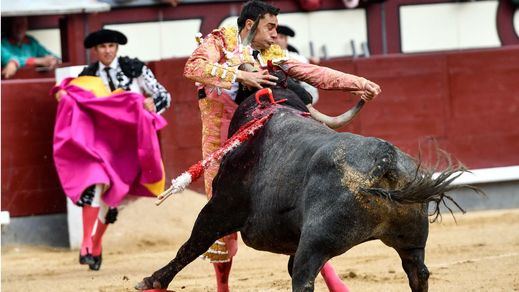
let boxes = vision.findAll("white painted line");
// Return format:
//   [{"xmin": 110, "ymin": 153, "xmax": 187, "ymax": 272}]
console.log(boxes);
[{"xmin": 435, "ymin": 165, "xmax": 519, "ymax": 185}]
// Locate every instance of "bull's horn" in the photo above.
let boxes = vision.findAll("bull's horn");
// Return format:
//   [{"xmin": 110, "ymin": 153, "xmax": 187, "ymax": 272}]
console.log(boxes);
[{"xmin": 307, "ymin": 99, "xmax": 365, "ymax": 129}]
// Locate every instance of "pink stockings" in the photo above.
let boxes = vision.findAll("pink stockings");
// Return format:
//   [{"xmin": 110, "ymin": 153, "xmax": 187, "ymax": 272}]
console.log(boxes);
[
  {"xmin": 80, "ymin": 206, "xmax": 98, "ymax": 256},
  {"xmin": 91, "ymin": 219, "xmax": 108, "ymax": 256},
  {"xmin": 213, "ymin": 259, "xmax": 233, "ymax": 292},
  {"xmin": 212, "ymin": 258, "xmax": 348, "ymax": 292},
  {"xmin": 320, "ymin": 262, "xmax": 350, "ymax": 292},
  {"xmin": 80, "ymin": 206, "xmax": 109, "ymax": 258}
]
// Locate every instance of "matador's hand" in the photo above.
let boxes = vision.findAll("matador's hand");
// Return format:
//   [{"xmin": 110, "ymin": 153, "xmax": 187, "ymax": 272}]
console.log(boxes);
[
  {"xmin": 1, "ymin": 61, "xmax": 18, "ymax": 79},
  {"xmin": 144, "ymin": 97, "xmax": 156, "ymax": 112},
  {"xmin": 360, "ymin": 80, "xmax": 381, "ymax": 101},
  {"xmin": 236, "ymin": 69, "xmax": 278, "ymax": 89},
  {"xmin": 55, "ymin": 89, "xmax": 67, "ymax": 102}
]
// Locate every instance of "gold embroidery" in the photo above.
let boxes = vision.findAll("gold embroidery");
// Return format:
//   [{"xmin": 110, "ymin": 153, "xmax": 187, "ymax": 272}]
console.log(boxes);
[
  {"xmin": 222, "ymin": 26, "xmax": 238, "ymax": 52},
  {"xmin": 204, "ymin": 63, "xmax": 238, "ymax": 83},
  {"xmin": 260, "ymin": 44, "xmax": 288, "ymax": 66}
]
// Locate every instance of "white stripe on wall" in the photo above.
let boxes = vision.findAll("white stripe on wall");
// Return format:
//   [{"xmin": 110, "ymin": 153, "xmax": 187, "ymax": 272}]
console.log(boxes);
[
  {"xmin": 400, "ymin": 1, "xmax": 501, "ymax": 53},
  {"xmin": 106, "ymin": 19, "xmax": 201, "ymax": 61}
]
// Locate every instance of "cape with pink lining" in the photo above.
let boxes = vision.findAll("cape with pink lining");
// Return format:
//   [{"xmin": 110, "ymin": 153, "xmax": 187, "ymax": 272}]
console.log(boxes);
[{"xmin": 51, "ymin": 77, "xmax": 167, "ymax": 207}]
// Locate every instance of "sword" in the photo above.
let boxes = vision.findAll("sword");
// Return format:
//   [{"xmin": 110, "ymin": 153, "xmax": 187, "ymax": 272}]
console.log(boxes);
[{"xmin": 243, "ymin": 15, "xmax": 261, "ymax": 46}]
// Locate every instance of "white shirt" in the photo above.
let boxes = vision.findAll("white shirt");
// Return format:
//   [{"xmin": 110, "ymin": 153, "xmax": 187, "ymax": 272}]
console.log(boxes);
[
  {"xmin": 98, "ymin": 58, "xmax": 143, "ymax": 95},
  {"xmin": 91, "ymin": 56, "xmax": 171, "ymax": 114}
]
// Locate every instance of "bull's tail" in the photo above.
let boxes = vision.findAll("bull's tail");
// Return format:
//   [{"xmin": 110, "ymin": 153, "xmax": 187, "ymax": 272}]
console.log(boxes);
[{"xmin": 362, "ymin": 165, "xmax": 484, "ymax": 222}]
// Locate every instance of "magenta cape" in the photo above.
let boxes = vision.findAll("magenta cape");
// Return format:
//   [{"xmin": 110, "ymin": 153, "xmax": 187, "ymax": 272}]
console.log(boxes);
[{"xmin": 52, "ymin": 78, "xmax": 167, "ymax": 207}]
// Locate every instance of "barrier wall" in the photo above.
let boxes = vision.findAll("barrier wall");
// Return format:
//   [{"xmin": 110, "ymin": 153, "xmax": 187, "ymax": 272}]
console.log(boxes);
[
  {"xmin": 1, "ymin": 78, "xmax": 63, "ymax": 216},
  {"xmin": 2, "ymin": 46, "xmax": 519, "ymax": 217}
]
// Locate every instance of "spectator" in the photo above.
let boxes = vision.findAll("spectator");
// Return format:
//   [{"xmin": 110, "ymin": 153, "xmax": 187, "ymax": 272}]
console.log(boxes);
[{"xmin": 1, "ymin": 16, "xmax": 60, "ymax": 78}]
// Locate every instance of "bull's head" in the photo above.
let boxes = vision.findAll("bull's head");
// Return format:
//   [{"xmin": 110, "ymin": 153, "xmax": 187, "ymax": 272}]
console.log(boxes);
[{"xmin": 237, "ymin": 64, "xmax": 365, "ymax": 129}]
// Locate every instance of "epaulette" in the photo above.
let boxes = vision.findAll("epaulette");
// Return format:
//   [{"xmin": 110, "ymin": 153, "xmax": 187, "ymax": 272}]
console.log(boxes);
[
  {"xmin": 78, "ymin": 62, "xmax": 99, "ymax": 77},
  {"xmin": 119, "ymin": 56, "xmax": 145, "ymax": 78},
  {"xmin": 259, "ymin": 44, "xmax": 288, "ymax": 66},
  {"xmin": 206, "ymin": 26, "xmax": 239, "ymax": 53}
]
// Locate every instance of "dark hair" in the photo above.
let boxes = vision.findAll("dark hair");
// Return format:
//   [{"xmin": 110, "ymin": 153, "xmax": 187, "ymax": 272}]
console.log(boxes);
[
  {"xmin": 1, "ymin": 17, "xmax": 23, "ymax": 36},
  {"xmin": 237, "ymin": 0, "xmax": 280, "ymax": 31}
]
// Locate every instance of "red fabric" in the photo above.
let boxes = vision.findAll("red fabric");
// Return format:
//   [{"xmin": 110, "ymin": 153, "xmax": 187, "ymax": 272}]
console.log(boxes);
[
  {"xmin": 25, "ymin": 57, "xmax": 36, "ymax": 66},
  {"xmin": 187, "ymin": 163, "xmax": 205, "ymax": 181}
]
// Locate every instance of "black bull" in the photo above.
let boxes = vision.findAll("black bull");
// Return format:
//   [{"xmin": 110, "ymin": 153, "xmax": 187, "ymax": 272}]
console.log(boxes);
[{"xmin": 136, "ymin": 87, "xmax": 477, "ymax": 292}]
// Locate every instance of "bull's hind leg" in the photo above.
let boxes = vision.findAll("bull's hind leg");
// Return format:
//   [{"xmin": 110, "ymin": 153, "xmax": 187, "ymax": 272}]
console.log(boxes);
[
  {"xmin": 288, "ymin": 255, "xmax": 349, "ymax": 292},
  {"xmin": 135, "ymin": 199, "xmax": 247, "ymax": 290},
  {"xmin": 291, "ymin": 244, "xmax": 329, "ymax": 292},
  {"xmin": 290, "ymin": 220, "xmax": 355, "ymax": 292},
  {"xmin": 396, "ymin": 247, "xmax": 429, "ymax": 292}
]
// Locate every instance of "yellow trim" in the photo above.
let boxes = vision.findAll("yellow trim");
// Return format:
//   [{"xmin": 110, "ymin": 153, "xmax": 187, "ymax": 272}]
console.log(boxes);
[
  {"xmin": 223, "ymin": 67, "xmax": 237, "ymax": 82},
  {"xmin": 142, "ymin": 161, "xmax": 166, "ymax": 196},
  {"xmin": 69, "ymin": 76, "xmax": 112, "ymax": 98},
  {"xmin": 222, "ymin": 26, "xmax": 238, "ymax": 52},
  {"xmin": 260, "ymin": 44, "xmax": 287, "ymax": 62}
]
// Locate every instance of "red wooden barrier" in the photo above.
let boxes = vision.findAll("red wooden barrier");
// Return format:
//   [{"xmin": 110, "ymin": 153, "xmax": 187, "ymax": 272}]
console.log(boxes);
[
  {"xmin": 1, "ymin": 78, "xmax": 63, "ymax": 217},
  {"xmin": 2, "ymin": 46, "xmax": 519, "ymax": 217}
]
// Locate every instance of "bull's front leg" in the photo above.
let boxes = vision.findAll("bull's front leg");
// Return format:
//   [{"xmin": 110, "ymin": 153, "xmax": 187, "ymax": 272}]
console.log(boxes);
[
  {"xmin": 135, "ymin": 238, "xmax": 214, "ymax": 290},
  {"xmin": 135, "ymin": 199, "xmax": 246, "ymax": 290}
]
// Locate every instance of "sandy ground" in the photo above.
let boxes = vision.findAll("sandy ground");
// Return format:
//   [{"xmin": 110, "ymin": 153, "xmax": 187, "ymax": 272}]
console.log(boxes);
[{"xmin": 2, "ymin": 190, "xmax": 519, "ymax": 292}]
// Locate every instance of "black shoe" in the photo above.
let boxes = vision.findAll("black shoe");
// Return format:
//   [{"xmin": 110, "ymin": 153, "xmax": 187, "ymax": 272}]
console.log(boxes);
[
  {"xmin": 89, "ymin": 254, "xmax": 102, "ymax": 271},
  {"xmin": 79, "ymin": 253, "xmax": 95, "ymax": 265}
]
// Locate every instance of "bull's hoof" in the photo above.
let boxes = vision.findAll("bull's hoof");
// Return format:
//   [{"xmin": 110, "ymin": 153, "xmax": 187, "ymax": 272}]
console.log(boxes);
[{"xmin": 135, "ymin": 277, "xmax": 163, "ymax": 290}]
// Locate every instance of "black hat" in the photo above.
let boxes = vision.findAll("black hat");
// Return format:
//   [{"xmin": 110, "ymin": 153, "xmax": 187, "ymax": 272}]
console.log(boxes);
[
  {"xmin": 277, "ymin": 25, "xmax": 295, "ymax": 37},
  {"xmin": 84, "ymin": 29, "xmax": 128, "ymax": 49}
]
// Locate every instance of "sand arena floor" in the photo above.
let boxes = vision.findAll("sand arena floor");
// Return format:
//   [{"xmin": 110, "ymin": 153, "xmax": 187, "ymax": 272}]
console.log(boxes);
[{"xmin": 2, "ymin": 190, "xmax": 519, "ymax": 292}]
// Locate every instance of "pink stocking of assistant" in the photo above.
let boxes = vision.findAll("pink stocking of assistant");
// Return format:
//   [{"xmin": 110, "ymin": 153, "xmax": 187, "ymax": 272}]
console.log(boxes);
[
  {"xmin": 91, "ymin": 219, "xmax": 108, "ymax": 256},
  {"xmin": 320, "ymin": 262, "xmax": 350, "ymax": 292},
  {"xmin": 81, "ymin": 206, "xmax": 99, "ymax": 256}
]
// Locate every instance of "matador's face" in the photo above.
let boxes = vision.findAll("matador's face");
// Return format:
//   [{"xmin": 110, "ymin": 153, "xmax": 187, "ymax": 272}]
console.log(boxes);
[
  {"xmin": 93, "ymin": 43, "xmax": 118, "ymax": 66},
  {"xmin": 251, "ymin": 13, "xmax": 278, "ymax": 50}
]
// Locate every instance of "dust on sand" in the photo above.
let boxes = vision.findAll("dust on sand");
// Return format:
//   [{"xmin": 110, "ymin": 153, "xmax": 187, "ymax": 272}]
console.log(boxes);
[{"xmin": 2, "ymin": 190, "xmax": 519, "ymax": 291}]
